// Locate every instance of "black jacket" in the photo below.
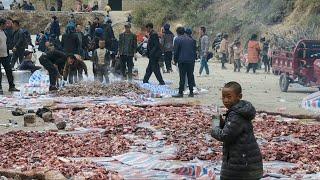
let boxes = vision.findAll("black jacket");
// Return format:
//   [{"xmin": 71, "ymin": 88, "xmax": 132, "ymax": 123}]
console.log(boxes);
[
  {"xmin": 4, "ymin": 28, "xmax": 14, "ymax": 50},
  {"xmin": 13, "ymin": 28, "xmax": 26, "ymax": 51},
  {"xmin": 174, "ymin": 34, "xmax": 197, "ymax": 63},
  {"xmin": 211, "ymin": 100, "xmax": 263, "ymax": 180},
  {"xmin": 50, "ymin": 20, "xmax": 61, "ymax": 37},
  {"xmin": 103, "ymin": 23, "xmax": 115, "ymax": 50},
  {"xmin": 61, "ymin": 33, "xmax": 80, "ymax": 54},
  {"xmin": 41, "ymin": 50, "xmax": 67, "ymax": 74},
  {"xmin": 147, "ymin": 30, "xmax": 161, "ymax": 60}
]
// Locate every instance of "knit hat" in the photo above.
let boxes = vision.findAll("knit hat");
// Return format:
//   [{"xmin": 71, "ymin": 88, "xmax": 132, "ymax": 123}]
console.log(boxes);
[
  {"xmin": 163, "ymin": 23, "xmax": 170, "ymax": 30},
  {"xmin": 185, "ymin": 27, "xmax": 192, "ymax": 35}
]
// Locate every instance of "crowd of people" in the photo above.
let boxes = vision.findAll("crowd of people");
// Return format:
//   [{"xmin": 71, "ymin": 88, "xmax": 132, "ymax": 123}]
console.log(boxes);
[
  {"xmin": 0, "ymin": 8, "xmax": 272, "ymax": 97},
  {"xmin": 8, "ymin": 0, "xmax": 35, "ymax": 11}
]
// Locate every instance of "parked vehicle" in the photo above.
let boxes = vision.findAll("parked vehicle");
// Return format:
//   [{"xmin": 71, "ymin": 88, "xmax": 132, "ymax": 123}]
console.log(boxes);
[{"xmin": 272, "ymin": 40, "xmax": 320, "ymax": 92}]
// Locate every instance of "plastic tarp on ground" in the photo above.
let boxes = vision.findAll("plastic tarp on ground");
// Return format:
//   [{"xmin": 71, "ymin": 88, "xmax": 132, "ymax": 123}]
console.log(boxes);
[
  {"xmin": 137, "ymin": 81, "xmax": 208, "ymax": 98},
  {"xmin": 302, "ymin": 91, "xmax": 320, "ymax": 112},
  {"xmin": 0, "ymin": 95, "xmax": 154, "ymax": 111}
]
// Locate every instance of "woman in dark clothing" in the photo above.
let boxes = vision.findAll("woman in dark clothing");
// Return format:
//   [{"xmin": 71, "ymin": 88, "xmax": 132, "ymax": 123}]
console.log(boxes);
[{"xmin": 61, "ymin": 25, "xmax": 80, "ymax": 55}]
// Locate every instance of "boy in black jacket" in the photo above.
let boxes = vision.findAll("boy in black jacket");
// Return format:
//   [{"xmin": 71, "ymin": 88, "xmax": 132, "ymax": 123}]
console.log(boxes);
[{"xmin": 211, "ymin": 81, "xmax": 263, "ymax": 180}]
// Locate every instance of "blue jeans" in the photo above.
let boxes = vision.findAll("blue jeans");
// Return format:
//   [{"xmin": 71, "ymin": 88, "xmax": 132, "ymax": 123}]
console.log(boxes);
[{"xmin": 199, "ymin": 56, "xmax": 209, "ymax": 75}]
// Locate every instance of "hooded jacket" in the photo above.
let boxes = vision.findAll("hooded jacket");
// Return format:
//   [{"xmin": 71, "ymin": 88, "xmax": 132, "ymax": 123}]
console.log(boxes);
[
  {"xmin": 211, "ymin": 100, "xmax": 263, "ymax": 180},
  {"xmin": 247, "ymin": 40, "xmax": 261, "ymax": 63}
]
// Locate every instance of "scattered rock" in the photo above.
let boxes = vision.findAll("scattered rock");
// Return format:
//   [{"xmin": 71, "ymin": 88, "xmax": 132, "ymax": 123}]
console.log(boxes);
[
  {"xmin": 24, "ymin": 114, "xmax": 36, "ymax": 127},
  {"xmin": 56, "ymin": 121, "xmax": 67, "ymax": 130},
  {"xmin": 42, "ymin": 112, "xmax": 54, "ymax": 123}
]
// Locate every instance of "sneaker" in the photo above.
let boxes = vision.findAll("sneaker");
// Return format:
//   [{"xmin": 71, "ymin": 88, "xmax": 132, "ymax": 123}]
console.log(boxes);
[
  {"xmin": 188, "ymin": 93, "xmax": 194, "ymax": 98},
  {"xmin": 172, "ymin": 94, "xmax": 183, "ymax": 98},
  {"xmin": 8, "ymin": 87, "xmax": 19, "ymax": 92}
]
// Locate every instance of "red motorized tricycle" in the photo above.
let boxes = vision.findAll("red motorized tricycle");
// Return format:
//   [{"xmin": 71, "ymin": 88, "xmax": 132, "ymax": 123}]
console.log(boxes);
[{"xmin": 272, "ymin": 40, "xmax": 320, "ymax": 92}]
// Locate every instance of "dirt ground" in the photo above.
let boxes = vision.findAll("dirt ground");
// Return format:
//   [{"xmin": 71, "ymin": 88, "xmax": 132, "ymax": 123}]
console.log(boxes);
[
  {"xmin": 134, "ymin": 57, "xmax": 317, "ymax": 115},
  {"xmin": 0, "ymin": 55, "xmax": 318, "ymax": 134}
]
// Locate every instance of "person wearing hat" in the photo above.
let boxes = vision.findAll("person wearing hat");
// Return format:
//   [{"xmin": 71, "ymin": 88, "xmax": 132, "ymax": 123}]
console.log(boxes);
[
  {"xmin": 39, "ymin": 45, "xmax": 67, "ymax": 91},
  {"xmin": 118, "ymin": 23, "xmax": 137, "ymax": 81},
  {"xmin": 18, "ymin": 49, "xmax": 41, "ymax": 73},
  {"xmin": 0, "ymin": 18, "xmax": 19, "ymax": 94},
  {"xmin": 63, "ymin": 54, "xmax": 88, "ymax": 84},
  {"xmin": 160, "ymin": 23, "xmax": 174, "ymax": 73}
]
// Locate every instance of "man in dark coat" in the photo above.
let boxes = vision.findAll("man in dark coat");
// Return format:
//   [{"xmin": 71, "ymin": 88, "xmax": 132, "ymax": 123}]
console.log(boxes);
[
  {"xmin": 172, "ymin": 27, "xmax": 196, "ymax": 98},
  {"xmin": 4, "ymin": 18, "xmax": 14, "ymax": 59},
  {"xmin": 0, "ymin": 18, "xmax": 19, "ymax": 94},
  {"xmin": 211, "ymin": 82, "xmax": 263, "ymax": 180},
  {"xmin": 90, "ymin": 17, "xmax": 102, "ymax": 38},
  {"xmin": 61, "ymin": 25, "xmax": 80, "ymax": 55},
  {"xmin": 56, "ymin": 0, "xmax": 62, "ymax": 11},
  {"xmin": 39, "ymin": 45, "xmax": 67, "ymax": 91},
  {"xmin": 142, "ymin": 23, "xmax": 165, "ymax": 85},
  {"xmin": 50, "ymin": 16, "xmax": 60, "ymax": 38},
  {"xmin": 76, "ymin": 25, "xmax": 87, "ymax": 57},
  {"xmin": 103, "ymin": 19, "xmax": 115, "ymax": 51},
  {"xmin": 11, "ymin": 20, "xmax": 27, "ymax": 68},
  {"xmin": 118, "ymin": 23, "xmax": 137, "ymax": 81}
]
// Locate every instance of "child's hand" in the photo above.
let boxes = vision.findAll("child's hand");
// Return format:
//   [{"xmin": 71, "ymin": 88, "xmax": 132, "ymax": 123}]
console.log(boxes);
[{"xmin": 219, "ymin": 115, "xmax": 225, "ymax": 128}]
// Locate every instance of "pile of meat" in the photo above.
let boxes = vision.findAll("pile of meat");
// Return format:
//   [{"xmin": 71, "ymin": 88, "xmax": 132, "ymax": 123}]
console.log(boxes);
[
  {"xmin": 54, "ymin": 82, "xmax": 149, "ymax": 97},
  {"xmin": 54, "ymin": 104, "xmax": 320, "ymax": 175},
  {"xmin": 0, "ymin": 131, "xmax": 131, "ymax": 178},
  {"xmin": 254, "ymin": 115, "xmax": 320, "ymax": 175},
  {"xmin": 54, "ymin": 104, "xmax": 221, "ymax": 161}
]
